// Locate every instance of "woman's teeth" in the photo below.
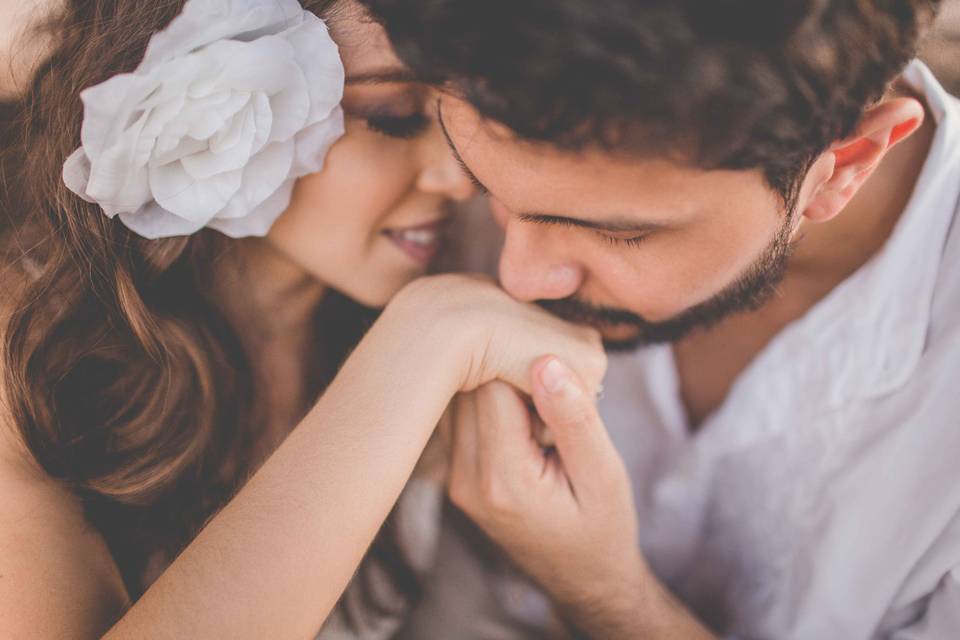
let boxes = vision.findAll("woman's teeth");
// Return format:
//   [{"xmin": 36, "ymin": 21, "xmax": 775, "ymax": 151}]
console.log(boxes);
[
  {"xmin": 384, "ymin": 224, "xmax": 445, "ymax": 266},
  {"xmin": 397, "ymin": 228, "xmax": 438, "ymax": 246}
]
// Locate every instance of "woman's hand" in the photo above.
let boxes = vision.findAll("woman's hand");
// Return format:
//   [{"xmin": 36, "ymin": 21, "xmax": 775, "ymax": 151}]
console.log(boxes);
[{"xmin": 386, "ymin": 274, "xmax": 608, "ymax": 397}]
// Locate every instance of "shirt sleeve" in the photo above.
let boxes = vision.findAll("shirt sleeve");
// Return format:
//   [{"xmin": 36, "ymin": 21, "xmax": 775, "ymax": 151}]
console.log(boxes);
[{"xmin": 889, "ymin": 568, "xmax": 960, "ymax": 640}]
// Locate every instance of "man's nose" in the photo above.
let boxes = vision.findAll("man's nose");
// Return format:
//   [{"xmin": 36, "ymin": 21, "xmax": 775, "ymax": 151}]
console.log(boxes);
[{"xmin": 498, "ymin": 217, "xmax": 584, "ymax": 302}]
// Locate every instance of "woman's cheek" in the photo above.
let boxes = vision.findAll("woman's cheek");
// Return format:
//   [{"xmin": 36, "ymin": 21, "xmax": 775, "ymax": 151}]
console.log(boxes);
[
  {"xmin": 324, "ymin": 139, "xmax": 420, "ymax": 236},
  {"xmin": 355, "ymin": 135, "xmax": 423, "ymax": 201}
]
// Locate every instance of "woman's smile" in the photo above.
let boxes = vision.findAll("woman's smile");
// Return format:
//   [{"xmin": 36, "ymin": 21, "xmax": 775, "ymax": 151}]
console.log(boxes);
[{"xmin": 382, "ymin": 217, "xmax": 450, "ymax": 266}]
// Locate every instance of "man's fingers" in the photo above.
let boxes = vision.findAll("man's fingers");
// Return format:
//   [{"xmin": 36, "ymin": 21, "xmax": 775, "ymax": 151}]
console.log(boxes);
[
  {"xmin": 449, "ymin": 392, "xmax": 480, "ymax": 481},
  {"xmin": 437, "ymin": 408, "xmax": 455, "ymax": 455},
  {"xmin": 530, "ymin": 356, "xmax": 619, "ymax": 495},
  {"xmin": 475, "ymin": 381, "xmax": 542, "ymax": 479}
]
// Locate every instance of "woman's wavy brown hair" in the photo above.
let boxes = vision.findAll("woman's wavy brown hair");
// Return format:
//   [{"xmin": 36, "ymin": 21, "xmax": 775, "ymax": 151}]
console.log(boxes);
[{"xmin": 0, "ymin": 0, "xmax": 417, "ymax": 625}]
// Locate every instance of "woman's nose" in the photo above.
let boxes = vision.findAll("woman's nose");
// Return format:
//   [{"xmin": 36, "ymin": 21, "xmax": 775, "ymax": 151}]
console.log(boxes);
[
  {"xmin": 416, "ymin": 159, "xmax": 477, "ymax": 202},
  {"xmin": 417, "ymin": 127, "xmax": 478, "ymax": 202}
]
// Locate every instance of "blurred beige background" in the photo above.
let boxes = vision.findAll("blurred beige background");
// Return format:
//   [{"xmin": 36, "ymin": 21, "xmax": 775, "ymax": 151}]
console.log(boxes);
[{"xmin": 924, "ymin": 0, "xmax": 960, "ymax": 91}]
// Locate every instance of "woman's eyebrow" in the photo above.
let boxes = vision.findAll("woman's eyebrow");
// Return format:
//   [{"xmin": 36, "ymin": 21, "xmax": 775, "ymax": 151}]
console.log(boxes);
[{"xmin": 345, "ymin": 67, "xmax": 418, "ymax": 85}]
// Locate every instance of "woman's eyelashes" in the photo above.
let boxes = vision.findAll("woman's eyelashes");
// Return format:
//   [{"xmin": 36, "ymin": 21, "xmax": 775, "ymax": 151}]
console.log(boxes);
[{"xmin": 365, "ymin": 112, "xmax": 431, "ymax": 139}]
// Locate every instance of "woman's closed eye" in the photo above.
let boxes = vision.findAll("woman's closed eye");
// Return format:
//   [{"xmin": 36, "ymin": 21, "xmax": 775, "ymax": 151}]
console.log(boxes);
[{"xmin": 365, "ymin": 112, "xmax": 430, "ymax": 139}]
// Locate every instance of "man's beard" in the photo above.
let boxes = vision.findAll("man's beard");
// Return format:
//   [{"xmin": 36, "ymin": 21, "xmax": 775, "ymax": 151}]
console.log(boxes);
[{"xmin": 537, "ymin": 216, "xmax": 797, "ymax": 351}]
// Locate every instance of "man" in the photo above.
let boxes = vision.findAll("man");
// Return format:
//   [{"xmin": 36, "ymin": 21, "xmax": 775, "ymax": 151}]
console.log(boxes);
[{"xmin": 360, "ymin": 1, "xmax": 960, "ymax": 637}]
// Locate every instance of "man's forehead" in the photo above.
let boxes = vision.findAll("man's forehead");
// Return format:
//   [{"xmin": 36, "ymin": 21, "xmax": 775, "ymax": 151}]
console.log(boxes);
[{"xmin": 440, "ymin": 95, "xmax": 735, "ymax": 221}]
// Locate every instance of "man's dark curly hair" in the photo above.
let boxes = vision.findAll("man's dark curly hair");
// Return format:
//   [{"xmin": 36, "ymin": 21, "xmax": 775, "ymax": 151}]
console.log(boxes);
[{"xmin": 359, "ymin": 0, "xmax": 942, "ymax": 207}]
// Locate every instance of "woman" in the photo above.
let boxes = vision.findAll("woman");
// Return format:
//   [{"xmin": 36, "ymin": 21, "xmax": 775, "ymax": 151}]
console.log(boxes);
[{"xmin": 0, "ymin": 0, "xmax": 606, "ymax": 637}]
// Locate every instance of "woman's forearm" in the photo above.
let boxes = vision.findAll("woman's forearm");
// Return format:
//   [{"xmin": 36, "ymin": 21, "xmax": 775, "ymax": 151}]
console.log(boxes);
[{"xmin": 105, "ymin": 305, "xmax": 465, "ymax": 639}]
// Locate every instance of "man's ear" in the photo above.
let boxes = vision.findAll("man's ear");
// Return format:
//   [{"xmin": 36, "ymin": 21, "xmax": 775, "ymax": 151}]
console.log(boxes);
[{"xmin": 802, "ymin": 97, "xmax": 925, "ymax": 223}]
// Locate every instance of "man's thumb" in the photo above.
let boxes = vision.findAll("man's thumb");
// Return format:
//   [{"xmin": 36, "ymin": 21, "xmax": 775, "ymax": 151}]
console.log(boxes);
[{"xmin": 530, "ymin": 356, "xmax": 617, "ymax": 489}]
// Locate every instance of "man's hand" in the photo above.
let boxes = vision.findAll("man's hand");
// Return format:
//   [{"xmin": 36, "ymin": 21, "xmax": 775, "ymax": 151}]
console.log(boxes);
[{"xmin": 444, "ymin": 356, "xmax": 715, "ymax": 640}]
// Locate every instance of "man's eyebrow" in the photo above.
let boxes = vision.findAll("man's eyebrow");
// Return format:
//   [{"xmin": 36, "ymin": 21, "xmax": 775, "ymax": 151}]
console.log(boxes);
[
  {"xmin": 345, "ymin": 67, "xmax": 419, "ymax": 85},
  {"xmin": 436, "ymin": 100, "xmax": 489, "ymax": 193},
  {"xmin": 517, "ymin": 213, "xmax": 662, "ymax": 234}
]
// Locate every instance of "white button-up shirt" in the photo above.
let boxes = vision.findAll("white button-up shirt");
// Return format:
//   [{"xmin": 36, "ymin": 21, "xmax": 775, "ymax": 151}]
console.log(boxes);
[
  {"xmin": 601, "ymin": 60, "xmax": 960, "ymax": 639},
  {"xmin": 392, "ymin": 61, "xmax": 960, "ymax": 640}
]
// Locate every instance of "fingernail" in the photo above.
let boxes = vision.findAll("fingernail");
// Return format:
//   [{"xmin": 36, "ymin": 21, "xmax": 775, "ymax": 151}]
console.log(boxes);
[{"xmin": 541, "ymin": 358, "xmax": 575, "ymax": 396}]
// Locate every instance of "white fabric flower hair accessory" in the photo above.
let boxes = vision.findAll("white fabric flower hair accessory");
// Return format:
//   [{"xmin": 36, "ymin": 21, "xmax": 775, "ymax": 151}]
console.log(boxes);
[{"xmin": 63, "ymin": 0, "xmax": 345, "ymax": 239}]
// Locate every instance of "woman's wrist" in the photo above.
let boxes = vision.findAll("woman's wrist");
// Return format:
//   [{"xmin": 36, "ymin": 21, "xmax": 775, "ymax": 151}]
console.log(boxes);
[{"xmin": 381, "ymin": 275, "xmax": 485, "ymax": 393}]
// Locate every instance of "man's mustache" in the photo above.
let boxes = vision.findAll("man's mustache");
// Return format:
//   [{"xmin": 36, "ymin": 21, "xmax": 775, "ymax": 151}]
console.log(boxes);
[{"xmin": 536, "ymin": 297, "xmax": 646, "ymax": 329}]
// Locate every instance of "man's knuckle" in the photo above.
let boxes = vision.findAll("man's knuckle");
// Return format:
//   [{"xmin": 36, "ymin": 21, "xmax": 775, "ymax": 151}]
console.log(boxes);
[
  {"xmin": 480, "ymin": 476, "xmax": 515, "ymax": 514},
  {"xmin": 594, "ymin": 472, "xmax": 622, "ymax": 497},
  {"xmin": 595, "ymin": 348, "xmax": 609, "ymax": 373},
  {"xmin": 567, "ymin": 403, "xmax": 596, "ymax": 426},
  {"xmin": 448, "ymin": 478, "xmax": 472, "ymax": 510},
  {"xmin": 580, "ymin": 325, "xmax": 603, "ymax": 347}
]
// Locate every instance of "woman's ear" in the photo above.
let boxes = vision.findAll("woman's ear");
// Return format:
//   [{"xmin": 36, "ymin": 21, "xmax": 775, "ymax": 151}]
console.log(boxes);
[{"xmin": 801, "ymin": 97, "xmax": 925, "ymax": 223}]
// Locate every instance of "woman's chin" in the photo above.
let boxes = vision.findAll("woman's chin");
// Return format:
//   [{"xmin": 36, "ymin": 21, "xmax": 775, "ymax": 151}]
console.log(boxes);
[{"xmin": 335, "ymin": 273, "xmax": 425, "ymax": 310}]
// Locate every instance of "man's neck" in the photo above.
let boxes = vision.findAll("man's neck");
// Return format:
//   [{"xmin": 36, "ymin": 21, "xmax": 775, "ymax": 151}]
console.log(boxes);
[{"xmin": 673, "ymin": 86, "xmax": 936, "ymax": 429}]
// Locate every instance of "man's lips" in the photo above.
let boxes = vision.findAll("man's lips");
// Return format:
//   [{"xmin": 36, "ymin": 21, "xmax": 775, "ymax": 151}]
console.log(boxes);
[{"xmin": 382, "ymin": 219, "xmax": 449, "ymax": 267}]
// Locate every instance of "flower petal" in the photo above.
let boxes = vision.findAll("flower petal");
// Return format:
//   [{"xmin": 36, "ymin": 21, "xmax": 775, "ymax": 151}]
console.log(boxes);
[
  {"xmin": 284, "ymin": 15, "xmax": 345, "ymax": 126},
  {"xmin": 207, "ymin": 36, "xmax": 297, "ymax": 96},
  {"xmin": 265, "ymin": 65, "xmax": 309, "ymax": 143},
  {"xmin": 150, "ymin": 160, "xmax": 242, "ymax": 222},
  {"xmin": 208, "ymin": 178, "xmax": 295, "ymax": 238},
  {"xmin": 218, "ymin": 139, "xmax": 294, "ymax": 219},
  {"xmin": 152, "ymin": 135, "xmax": 209, "ymax": 167},
  {"xmin": 248, "ymin": 91, "xmax": 273, "ymax": 156},
  {"xmin": 141, "ymin": 91, "xmax": 187, "ymax": 144},
  {"xmin": 77, "ymin": 74, "xmax": 137, "ymax": 157},
  {"xmin": 119, "ymin": 201, "xmax": 208, "ymax": 239},
  {"xmin": 208, "ymin": 94, "xmax": 258, "ymax": 153},
  {"xmin": 204, "ymin": 92, "xmax": 253, "ymax": 146},
  {"xmin": 181, "ymin": 106, "xmax": 258, "ymax": 179},
  {"xmin": 141, "ymin": 0, "xmax": 304, "ymax": 73},
  {"xmin": 290, "ymin": 109, "xmax": 345, "ymax": 176},
  {"xmin": 86, "ymin": 110, "xmax": 154, "ymax": 216},
  {"xmin": 62, "ymin": 149, "xmax": 96, "ymax": 204},
  {"xmin": 175, "ymin": 90, "xmax": 250, "ymax": 144}
]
